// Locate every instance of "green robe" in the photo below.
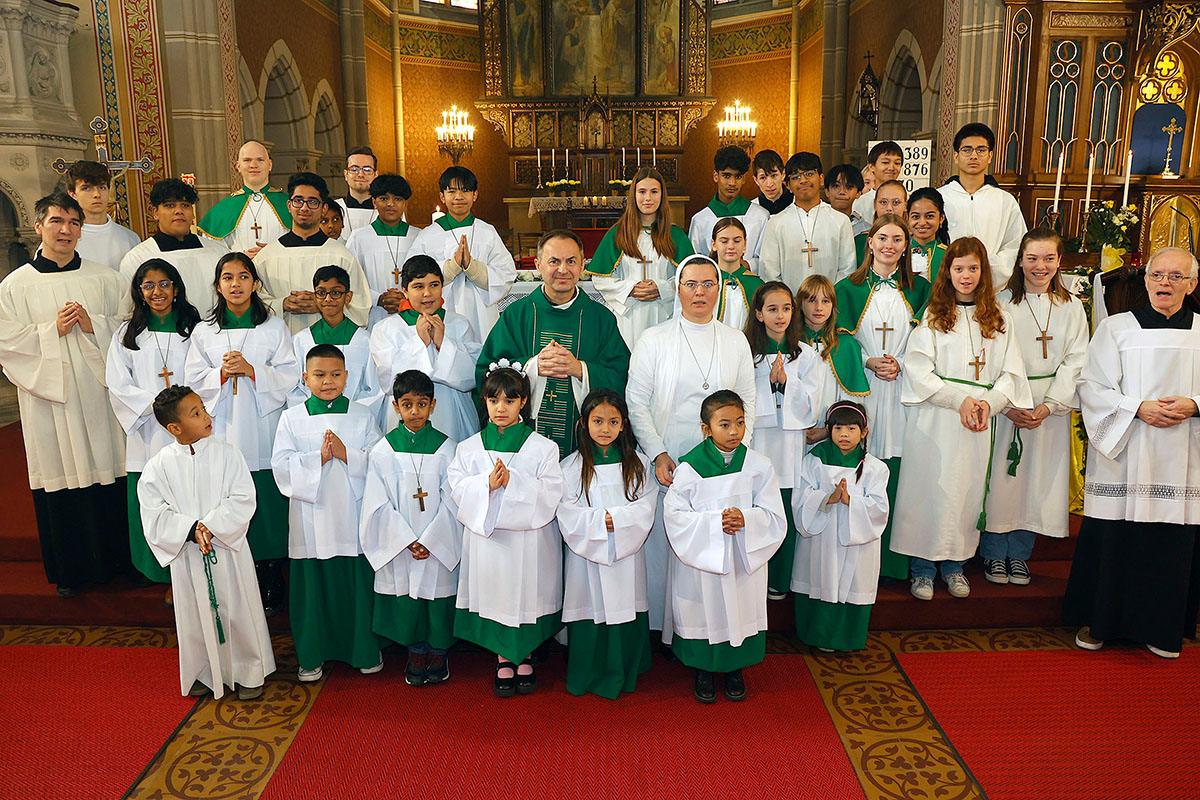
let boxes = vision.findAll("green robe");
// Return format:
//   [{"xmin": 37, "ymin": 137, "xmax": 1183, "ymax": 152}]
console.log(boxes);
[
  {"xmin": 587, "ymin": 223, "xmax": 694, "ymax": 277},
  {"xmin": 801, "ymin": 327, "xmax": 870, "ymax": 397},
  {"xmin": 912, "ymin": 240, "xmax": 948, "ymax": 284},
  {"xmin": 476, "ymin": 286, "xmax": 630, "ymax": 457},
  {"xmin": 196, "ymin": 185, "xmax": 292, "ymax": 239}
]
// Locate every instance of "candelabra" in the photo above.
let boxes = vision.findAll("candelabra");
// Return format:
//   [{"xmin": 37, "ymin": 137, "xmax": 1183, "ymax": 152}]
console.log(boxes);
[
  {"xmin": 436, "ymin": 105, "xmax": 475, "ymax": 165},
  {"xmin": 717, "ymin": 100, "xmax": 757, "ymax": 154}
]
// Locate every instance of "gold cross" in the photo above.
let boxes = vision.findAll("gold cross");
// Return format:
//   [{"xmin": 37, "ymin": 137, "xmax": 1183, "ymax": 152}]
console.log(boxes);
[
  {"xmin": 412, "ymin": 486, "xmax": 429, "ymax": 512},
  {"xmin": 250, "ymin": 221, "xmax": 263, "ymax": 240},
  {"xmin": 1036, "ymin": 331, "xmax": 1053, "ymax": 359},
  {"xmin": 636, "ymin": 255, "xmax": 652, "ymax": 281},
  {"xmin": 801, "ymin": 240, "xmax": 819, "ymax": 269},
  {"xmin": 970, "ymin": 351, "xmax": 986, "ymax": 382},
  {"xmin": 875, "ymin": 321, "xmax": 894, "ymax": 351},
  {"xmin": 1163, "ymin": 117, "xmax": 1184, "ymax": 174},
  {"xmin": 545, "ymin": 388, "xmax": 559, "ymax": 403},
  {"xmin": 158, "ymin": 366, "xmax": 173, "ymax": 387}
]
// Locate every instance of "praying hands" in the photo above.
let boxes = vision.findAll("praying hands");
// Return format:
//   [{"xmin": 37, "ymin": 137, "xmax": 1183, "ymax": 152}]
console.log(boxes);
[
  {"xmin": 221, "ymin": 351, "xmax": 254, "ymax": 382},
  {"xmin": 865, "ymin": 354, "xmax": 901, "ymax": 381},
  {"xmin": 1005, "ymin": 403, "xmax": 1051, "ymax": 430},
  {"xmin": 536, "ymin": 339, "xmax": 583, "ymax": 380},
  {"xmin": 320, "ymin": 429, "xmax": 347, "ymax": 465},
  {"xmin": 958, "ymin": 396, "xmax": 990, "ymax": 432},
  {"xmin": 630, "ymin": 279, "xmax": 661, "ymax": 301},
  {"xmin": 721, "ymin": 507, "xmax": 745, "ymax": 535},
  {"xmin": 282, "ymin": 290, "xmax": 319, "ymax": 314},
  {"xmin": 825, "ymin": 478, "xmax": 851, "ymax": 507},
  {"xmin": 488, "ymin": 457, "xmax": 510, "ymax": 490},
  {"xmin": 414, "ymin": 312, "xmax": 446, "ymax": 349},
  {"xmin": 768, "ymin": 353, "xmax": 787, "ymax": 386},
  {"xmin": 55, "ymin": 301, "xmax": 93, "ymax": 336}
]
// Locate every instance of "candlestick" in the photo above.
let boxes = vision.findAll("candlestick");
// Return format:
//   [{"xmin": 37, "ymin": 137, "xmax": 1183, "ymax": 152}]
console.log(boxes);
[
  {"xmin": 1084, "ymin": 151, "xmax": 1094, "ymax": 210},
  {"xmin": 1052, "ymin": 151, "xmax": 1064, "ymax": 214},
  {"xmin": 1122, "ymin": 148, "xmax": 1132, "ymax": 208},
  {"xmin": 565, "ymin": 148, "xmax": 569, "ymax": 179}
]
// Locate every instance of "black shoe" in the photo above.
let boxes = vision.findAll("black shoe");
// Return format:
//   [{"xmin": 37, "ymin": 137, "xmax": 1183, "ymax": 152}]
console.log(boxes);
[
  {"xmin": 55, "ymin": 584, "xmax": 80, "ymax": 598},
  {"xmin": 693, "ymin": 669, "xmax": 717, "ymax": 704},
  {"xmin": 516, "ymin": 658, "xmax": 537, "ymax": 694},
  {"xmin": 405, "ymin": 652, "xmax": 427, "ymax": 687},
  {"xmin": 257, "ymin": 561, "xmax": 286, "ymax": 617},
  {"xmin": 493, "ymin": 660, "xmax": 516, "ymax": 698},
  {"xmin": 724, "ymin": 669, "xmax": 746, "ymax": 701},
  {"xmin": 188, "ymin": 680, "xmax": 209, "ymax": 697},
  {"xmin": 425, "ymin": 653, "xmax": 450, "ymax": 684}
]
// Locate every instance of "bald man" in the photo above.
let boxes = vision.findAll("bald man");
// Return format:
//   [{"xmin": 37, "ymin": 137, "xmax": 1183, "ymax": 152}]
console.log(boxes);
[{"xmin": 198, "ymin": 140, "xmax": 293, "ymax": 258}]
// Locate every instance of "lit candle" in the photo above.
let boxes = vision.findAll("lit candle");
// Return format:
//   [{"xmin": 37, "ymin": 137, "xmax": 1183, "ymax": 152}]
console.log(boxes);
[
  {"xmin": 538, "ymin": 147, "xmax": 541, "ymax": 171},
  {"xmin": 565, "ymin": 148, "xmax": 569, "ymax": 178},
  {"xmin": 1052, "ymin": 151, "xmax": 1064, "ymax": 214},
  {"xmin": 1084, "ymin": 151, "xmax": 1094, "ymax": 210},
  {"xmin": 652, "ymin": 147, "xmax": 656, "ymax": 165},
  {"xmin": 637, "ymin": 147, "xmax": 641, "ymax": 166},
  {"xmin": 1122, "ymin": 148, "xmax": 1132, "ymax": 208},
  {"xmin": 551, "ymin": 148, "xmax": 555, "ymax": 171},
  {"xmin": 622, "ymin": 146, "xmax": 626, "ymax": 168}
]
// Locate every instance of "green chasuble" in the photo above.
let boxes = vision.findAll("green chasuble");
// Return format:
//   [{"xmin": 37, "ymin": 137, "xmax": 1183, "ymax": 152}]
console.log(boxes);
[
  {"xmin": 309, "ymin": 316, "xmax": 358, "ymax": 346},
  {"xmin": 717, "ymin": 263, "xmax": 764, "ymax": 325},
  {"xmin": 912, "ymin": 240, "xmax": 948, "ymax": 284},
  {"xmin": 197, "ymin": 185, "xmax": 292, "ymax": 239},
  {"xmin": 371, "ymin": 219, "xmax": 410, "ymax": 237},
  {"xmin": 587, "ymin": 223, "xmax": 694, "ymax": 276},
  {"xmin": 476, "ymin": 286, "xmax": 630, "ymax": 457},
  {"xmin": 801, "ymin": 327, "xmax": 870, "ymax": 396},
  {"xmin": 834, "ymin": 271, "xmax": 932, "ymax": 337}
]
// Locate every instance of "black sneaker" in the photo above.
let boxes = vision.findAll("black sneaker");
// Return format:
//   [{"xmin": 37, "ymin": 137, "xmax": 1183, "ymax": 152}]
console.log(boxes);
[
  {"xmin": 405, "ymin": 652, "xmax": 427, "ymax": 687},
  {"xmin": 724, "ymin": 669, "xmax": 747, "ymax": 701},
  {"xmin": 1007, "ymin": 558, "xmax": 1031, "ymax": 585},
  {"xmin": 693, "ymin": 669, "xmax": 717, "ymax": 704},
  {"xmin": 425, "ymin": 653, "xmax": 449, "ymax": 684},
  {"xmin": 983, "ymin": 559, "xmax": 1009, "ymax": 584},
  {"xmin": 55, "ymin": 584, "xmax": 80, "ymax": 598}
]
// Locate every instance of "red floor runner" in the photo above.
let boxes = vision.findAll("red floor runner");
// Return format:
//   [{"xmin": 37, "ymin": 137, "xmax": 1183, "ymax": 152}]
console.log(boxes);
[
  {"xmin": 897, "ymin": 648, "xmax": 1200, "ymax": 800},
  {"xmin": 263, "ymin": 653, "xmax": 863, "ymax": 800},
  {"xmin": 0, "ymin": 645, "xmax": 196, "ymax": 799}
]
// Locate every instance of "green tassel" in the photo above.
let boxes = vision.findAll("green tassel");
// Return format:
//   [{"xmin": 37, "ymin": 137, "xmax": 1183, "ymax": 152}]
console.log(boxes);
[
  {"xmin": 203, "ymin": 549, "xmax": 226, "ymax": 645},
  {"xmin": 977, "ymin": 508, "xmax": 988, "ymax": 531},
  {"xmin": 1006, "ymin": 427, "xmax": 1023, "ymax": 477}
]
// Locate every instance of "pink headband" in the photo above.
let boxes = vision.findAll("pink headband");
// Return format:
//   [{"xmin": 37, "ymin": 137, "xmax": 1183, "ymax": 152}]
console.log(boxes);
[{"xmin": 826, "ymin": 402, "xmax": 868, "ymax": 427}]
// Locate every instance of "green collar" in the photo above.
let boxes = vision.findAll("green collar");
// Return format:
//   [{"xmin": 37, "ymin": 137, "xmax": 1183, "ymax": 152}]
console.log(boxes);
[
  {"xmin": 707, "ymin": 195, "xmax": 751, "ymax": 217},
  {"xmin": 436, "ymin": 213, "xmax": 475, "ymax": 232},
  {"xmin": 310, "ymin": 316, "xmax": 358, "ymax": 346},
  {"xmin": 399, "ymin": 307, "xmax": 446, "ymax": 326},
  {"xmin": 147, "ymin": 309, "xmax": 177, "ymax": 332},
  {"xmin": 386, "ymin": 423, "xmax": 448, "ymax": 454},
  {"xmin": 305, "ymin": 394, "xmax": 350, "ymax": 415},
  {"xmin": 715, "ymin": 263, "xmax": 763, "ymax": 323},
  {"xmin": 592, "ymin": 444, "xmax": 623, "ymax": 465},
  {"xmin": 220, "ymin": 307, "xmax": 257, "ymax": 329},
  {"xmin": 763, "ymin": 336, "xmax": 788, "ymax": 354},
  {"xmin": 802, "ymin": 327, "xmax": 871, "ymax": 396},
  {"xmin": 679, "ymin": 438, "xmax": 748, "ymax": 478},
  {"xmin": 372, "ymin": 219, "xmax": 410, "ymax": 237},
  {"xmin": 810, "ymin": 439, "xmax": 865, "ymax": 468},
  {"xmin": 834, "ymin": 273, "xmax": 931, "ymax": 336},
  {"xmin": 481, "ymin": 421, "xmax": 533, "ymax": 453}
]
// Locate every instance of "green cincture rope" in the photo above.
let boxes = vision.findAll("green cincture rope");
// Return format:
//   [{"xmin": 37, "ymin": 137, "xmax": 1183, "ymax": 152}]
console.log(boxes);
[
  {"xmin": 202, "ymin": 549, "xmax": 226, "ymax": 645},
  {"xmin": 1005, "ymin": 372, "xmax": 1057, "ymax": 477},
  {"xmin": 937, "ymin": 374, "xmax": 996, "ymax": 531}
]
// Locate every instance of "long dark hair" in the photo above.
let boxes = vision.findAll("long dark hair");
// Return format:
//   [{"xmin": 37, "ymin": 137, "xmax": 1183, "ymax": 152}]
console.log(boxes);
[
  {"xmin": 907, "ymin": 187, "xmax": 950, "ymax": 245},
  {"xmin": 826, "ymin": 400, "xmax": 869, "ymax": 482},
  {"xmin": 1005, "ymin": 226, "xmax": 1072, "ymax": 305},
  {"xmin": 848, "ymin": 214, "xmax": 916, "ymax": 289},
  {"xmin": 207, "ymin": 252, "xmax": 270, "ymax": 326},
  {"xmin": 745, "ymin": 281, "xmax": 804, "ymax": 363},
  {"xmin": 574, "ymin": 388, "xmax": 645, "ymax": 504},
  {"xmin": 615, "ymin": 168, "xmax": 678, "ymax": 261},
  {"xmin": 122, "ymin": 258, "xmax": 200, "ymax": 349},
  {"xmin": 481, "ymin": 366, "xmax": 533, "ymax": 425}
]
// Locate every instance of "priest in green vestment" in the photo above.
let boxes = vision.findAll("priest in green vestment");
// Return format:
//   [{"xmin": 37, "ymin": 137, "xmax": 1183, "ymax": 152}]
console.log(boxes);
[
  {"xmin": 197, "ymin": 140, "xmax": 292, "ymax": 257},
  {"xmin": 475, "ymin": 230, "xmax": 630, "ymax": 457}
]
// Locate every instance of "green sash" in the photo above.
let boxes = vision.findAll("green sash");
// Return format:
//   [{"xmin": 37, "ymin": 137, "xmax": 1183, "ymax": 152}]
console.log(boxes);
[
  {"xmin": 802, "ymin": 327, "xmax": 870, "ymax": 396},
  {"xmin": 386, "ymin": 423, "xmax": 448, "ymax": 454},
  {"xmin": 835, "ymin": 272, "xmax": 932, "ymax": 336},
  {"xmin": 305, "ymin": 394, "xmax": 350, "ymax": 415},
  {"xmin": 196, "ymin": 186, "xmax": 291, "ymax": 239},
  {"xmin": 310, "ymin": 317, "xmax": 358, "ymax": 346},
  {"xmin": 937, "ymin": 373, "xmax": 996, "ymax": 531},
  {"xmin": 678, "ymin": 439, "xmax": 747, "ymax": 478},
  {"xmin": 1004, "ymin": 371, "xmax": 1058, "ymax": 476}
]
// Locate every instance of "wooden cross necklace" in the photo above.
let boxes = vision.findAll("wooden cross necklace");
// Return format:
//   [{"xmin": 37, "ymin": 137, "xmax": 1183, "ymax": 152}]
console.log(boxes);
[
  {"xmin": 384, "ymin": 227, "xmax": 404, "ymax": 286},
  {"xmin": 1024, "ymin": 295, "xmax": 1053, "ymax": 359},
  {"xmin": 964, "ymin": 312, "xmax": 986, "ymax": 382},
  {"xmin": 406, "ymin": 451, "xmax": 429, "ymax": 511},
  {"xmin": 798, "ymin": 205, "xmax": 822, "ymax": 269},
  {"xmin": 223, "ymin": 326, "xmax": 251, "ymax": 395},
  {"xmin": 247, "ymin": 192, "xmax": 267, "ymax": 248},
  {"xmin": 152, "ymin": 325, "xmax": 173, "ymax": 387},
  {"xmin": 870, "ymin": 270, "xmax": 902, "ymax": 352}
]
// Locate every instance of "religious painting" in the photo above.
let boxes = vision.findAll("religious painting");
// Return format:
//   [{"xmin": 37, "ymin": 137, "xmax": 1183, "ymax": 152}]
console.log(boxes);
[
  {"xmin": 642, "ymin": 0, "xmax": 680, "ymax": 95},
  {"xmin": 507, "ymin": 0, "xmax": 544, "ymax": 97},
  {"xmin": 550, "ymin": 0, "xmax": 636, "ymax": 96}
]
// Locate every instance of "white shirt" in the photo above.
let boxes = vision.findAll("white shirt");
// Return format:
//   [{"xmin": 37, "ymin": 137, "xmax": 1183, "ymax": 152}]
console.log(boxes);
[{"xmin": 78, "ymin": 217, "xmax": 140, "ymax": 270}]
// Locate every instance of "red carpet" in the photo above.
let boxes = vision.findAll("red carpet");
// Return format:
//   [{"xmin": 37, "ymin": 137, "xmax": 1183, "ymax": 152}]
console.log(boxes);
[
  {"xmin": 897, "ymin": 648, "xmax": 1200, "ymax": 800},
  {"xmin": 262, "ymin": 653, "xmax": 863, "ymax": 800},
  {"xmin": 0, "ymin": 645, "xmax": 196, "ymax": 799}
]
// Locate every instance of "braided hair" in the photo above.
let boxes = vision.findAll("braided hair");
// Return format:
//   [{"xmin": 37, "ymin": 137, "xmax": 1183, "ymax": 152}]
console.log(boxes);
[{"xmin": 825, "ymin": 400, "xmax": 870, "ymax": 482}]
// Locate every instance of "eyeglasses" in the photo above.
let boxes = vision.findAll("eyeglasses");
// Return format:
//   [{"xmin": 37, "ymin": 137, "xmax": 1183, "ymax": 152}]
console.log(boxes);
[
  {"xmin": 789, "ymin": 170, "xmax": 821, "ymax": 181},
  {"xmin": 140, "ymin": 279, "xmax": 174, "ymax": 292},
  {"xmin": 346, "ymin": 166, "xmax": 376, "ymax": 175},
  {"xmin": 957, "ymin": 146, "xmax": 991, "ymax": 156},
  {"xmin": 314, "ymin": 288, "xmax": 347, "ymax": 299},
  {"xmin": 681, "ymin": 281, "xmax": 719, "ymax": 291},
  {"xmin": 1147, "ymin": 271, "xmax": 1194, "ymax": 284},
  {"xmin": 288, "ymin": 197, "xmax": 324, "ymax": 209}
]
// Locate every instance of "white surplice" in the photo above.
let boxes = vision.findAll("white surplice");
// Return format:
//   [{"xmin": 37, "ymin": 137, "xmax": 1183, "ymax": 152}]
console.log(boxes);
[
  {"xmin": 891, "ymin": 308, "xmax": 1032, "ymax": 561},
  {"xmin": 986, "ymin": 291, "xmax": 1089, "ymax": 537},
  {"xmin": 287, "ymin": 325, "xmax": 386, "ymax": 422},
  {"xmin": 271, "ymin": 401, "xmax": 383, "ymax": 559},
  {"xmin": 184, "ymin": 318, "xmax": 298, "ymax": 470},
  {"xmin": 808, "ymin": 341, "xmax": 862, "ymax": 445},
  {"xmin": 334, "ymin": 198, "xmax": 378, "ymax": 243},
  {"xmin": 1078, "ymin": 312, "xmax": 1200, "ymax": 525},
  {"xmin": 447, "ymin": 431, "xmax": 565, "ymax": 627},
  {"xmin": 406, "ymin": 218, "xmax": 517, "ymax": 337},
  {"xmin": 106, "ymin": 322, "xmax": 192, "ymax": 472},
  {"xmin": 217, "ymin": 193, "xmax": 289, "ymax": 253},
  {"xmin": 140, "ymin": 436, "xmax": 274, "ymax": 697},
  {"xmin": 119, "ymin": 235, "xmax": 230, "ymax": 317},
  {"xmin": 848, "ymin": 282, "xmax": 921, "ymax": 458},
  {"xmin": 78, "ymin": 217, "xmax": 140, "ymax": 270},
  {"xmin": 253, "ymin": 237, "xmax": 372, "ymax": 333},
  {"xmin": 792, "ymin": 453, "xmax": 890, "ymax": 604},
  {"xmin": 344, "ymin": 223, "xmax": 421, "ymax": 329},
  {"xmin": 558, "ymin": 451, "xmax": 657, "ymax": 625},
  {"xmin": 760, "ymin": 202, "xmax": 857, "ymax": 289},
  {"xmin": 368, "ymin": 311, "xmax": 481, "ymax": 441},
  {"xmin": 749, "ymin": 346, "xmax": 822, "ymax": 488},
  {"xmin": 360, "ymin": 435, "xmax": 461, "ymax": 599},
  {"xmin": 940, "ymin": 181, "xmax": 1028, "ymax": 287},
  {"xmin": 687, "ymin": 201, "xmax": 770, "ymax": 273},
  {"xmin": 590, "ymin": 230, "xmax": 677, "ymax": 348},
  {"xmin": 851, "ymin": 191, "xmax": 876, "ymax": 227},
  {"xmin": 663, "ymin": 449, "xmax": 786, "ymax": 646},
  {"xmin": 0, "ymin": 259, "xmax": 127, "ymax": 490}
]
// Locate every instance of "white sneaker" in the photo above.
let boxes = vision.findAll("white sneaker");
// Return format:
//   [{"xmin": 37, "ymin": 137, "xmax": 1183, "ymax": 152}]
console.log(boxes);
[
  {"xmin": 1074, "ymin": 627, "xmax": 1104, "ymax": 651},
  {"xmin": 1147, "ymin": 643, "xmax": 1181, "ymax": 659},
  {"xmin": 298, "ymin": 665, "xmax": 324, "ymax": 682},
  {"xmin": 359, "ymin": 654, "xmax": 385, "ymax": 674},
  {"xmin": 910, "ymin": 576, "xmax": 934, "ymax": 601},
  {"xmin": 943, "ymin": 572, "xmax": 970, "ymax": 598}
]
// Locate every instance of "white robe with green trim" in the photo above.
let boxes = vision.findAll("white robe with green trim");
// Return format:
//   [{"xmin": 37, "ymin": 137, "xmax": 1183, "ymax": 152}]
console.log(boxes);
[
  {"xmin": 406, "ymin": 219, "xmax": 517, "ymax": 337},
  {"xmin": 590, "ymin": 229, "xmax": 677, "ymax": 349}
]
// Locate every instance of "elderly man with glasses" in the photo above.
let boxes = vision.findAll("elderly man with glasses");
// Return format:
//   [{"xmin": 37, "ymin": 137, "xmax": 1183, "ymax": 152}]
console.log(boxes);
[
  {"xmin": 1065, "ymin": 247, "xmax": 1200, "ymax": 660},
  {"xmin": 253, "ymin": 172, "xmax": 372, "ymax": 333}
]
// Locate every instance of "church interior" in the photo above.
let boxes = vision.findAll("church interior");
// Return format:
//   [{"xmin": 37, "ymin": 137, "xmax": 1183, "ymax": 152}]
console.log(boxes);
[{"xmin": 2, "ymin": 1, "xmax": 1200, "ymax": 798}]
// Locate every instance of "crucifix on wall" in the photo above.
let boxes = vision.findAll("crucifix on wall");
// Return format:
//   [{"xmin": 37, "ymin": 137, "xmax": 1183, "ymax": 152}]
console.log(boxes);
[{"xmin": 51, "ymin": 116, "xmax": 154, "ymax": 178}]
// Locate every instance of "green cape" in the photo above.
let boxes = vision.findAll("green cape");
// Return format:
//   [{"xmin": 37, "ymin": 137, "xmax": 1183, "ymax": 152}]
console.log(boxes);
[
  {"xmin": 481, "ymin": 421, "xmax": 533, "ymax": 453},
  {"xmin": 716, "ymin": 263, "xmax": 764, "ymax": 325},
  {"xmin": 834, "ymin": 273, "xmax": 932, "ymax": 336},
  {"xmin": 801, "ymin": 327, "xmax": 870, "ymax": 396},
  {"xmin": 371, "ymin": 219, "xmax": 411, "ymax": 237},
  {"xmin": 809, "ymin": 439, "xmax": 865, "ymax": 467},
  {"xmin": 197, "ymin": 185, "xmax": 292, "ymax": 239},
  {"xmin": 678, "ymin": 439, "xmax": 747, "ymax": 478},
  {"xmin": 310, "ymin": 316, "xmax": 359, "ymax": 346},
  {"xmin": 435, "ymin": 213, "xmax": 475, "ymax": 232},
  {"xmin": 587, "ymin": 224, "xmax": 694, "ymax": 276}
]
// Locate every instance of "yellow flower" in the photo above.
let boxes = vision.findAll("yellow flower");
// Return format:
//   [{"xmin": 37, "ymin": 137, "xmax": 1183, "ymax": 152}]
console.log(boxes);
[{"xmin": 1104, "ymin": 200, "xmax": 1114, "ymax": 208}]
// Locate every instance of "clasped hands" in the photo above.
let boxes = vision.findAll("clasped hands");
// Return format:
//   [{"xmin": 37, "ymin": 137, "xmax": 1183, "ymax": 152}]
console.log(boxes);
[
  {"xmin": 536, "ymin": 339, "xmax": 582, "ymax": 380},
  {"xmin": 958, "ymin": 397, "xmax": 991, "ymax": 432},
  {"xmin": 221, "ymin": 351, "xmax": 255, "ymax": 382},
  {"xmin": 487, "ymin": 458, "xmax": 511, "ymax": 491},
  {"xmin": 414, "ymin": 312, "xmax": 445, "ymax": 348},
  {"xmin": 1137, "ymin": 396, "xmax": 1198, "ymax": 428},
  {"xmin": 56, "ymin": 301, "xmax": 94, "ymax": 336},
  {"xmin": 865, "ymin": 354, "xmax": 901, "ymax": 382},
  {"xmin": 825, "ymin": 478, "xmax": 851, "ymax": 507},
  {"xmin": 630, "ymin": 279, "xmax": 661, "ymax": 302},
  {"xmin": 282, "ymin": 290, "xmax": 319, "ymax": 314},
  {"xmin": 1005, "ymin": 403, "xmax": 1051, "ymax": 430}
]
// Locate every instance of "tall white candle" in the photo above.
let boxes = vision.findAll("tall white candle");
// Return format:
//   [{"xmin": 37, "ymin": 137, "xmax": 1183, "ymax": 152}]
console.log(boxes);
[
  {"xmin": 565, "ymin": 148, "xmax": 569, "ymax": 178},
  {"xmin": 551, "ymin": 148, "xmax": 555, "ymax": 171},
  {"xmin": 622, "ymin": 146, "xmax": 626, "ymax": 168},
  {"xmin": 537, "ymin": 147, "xmax": 541, "ymax": 171},
  {"xmin": 652, "ymin": 147, "xmax": 656, "ymax": 165},
  {"xmin": 1052, "ymin": 151, "xmax": 1064, "ymax": 213},
  {"xmin": 1084, "ymin": 151, "xmax": 1094, "ymax": 210},
  {"xmin": 637, "ymin": 147, "xmax": 641, "ymax": 166},
  {"xmin": 1122, "ymin": 149, "xmax": 1132, "ymax": 208}
]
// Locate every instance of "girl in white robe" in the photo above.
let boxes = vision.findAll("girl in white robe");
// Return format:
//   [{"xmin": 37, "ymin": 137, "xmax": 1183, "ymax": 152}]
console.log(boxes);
[
  {"xmin": 184, "ymin": 253, "xmax": 298, "ymax": 612},
  {"xmin": 664, "ymin": 390, "xmax": 786, "ymax": 703},
  {"xmin": 892, "ymin": 237, "xmax": 1032, "ymax": 601},
  {"xmin": 558, "ymin": 389, "xmax": 656, "ymax": 699},
  {"xmin": 792, "ymin": 401, "xmax": 890, "ymax": 651},
  {"xmin": 672, "ymin": 220, "xmax": 764, "ymax": 332},
  {"xmin": 447, "ymin": 365, "xmax": 564, "ymax": 697},
  {"xmin": 983, "ymin": 228, "xmax": 1089, "ymax": 585},
  {"xmin": 107, "ymin": 258, "xmax": 202, "ymax": 586},
  {"xmin": 744, "ymin": 280, "xmax": 822, "ymax": 598}
]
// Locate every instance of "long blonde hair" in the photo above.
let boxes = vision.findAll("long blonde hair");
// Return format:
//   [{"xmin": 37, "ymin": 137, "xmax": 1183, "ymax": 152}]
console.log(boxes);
[
  {"xmin": 615, "ymin": 168, "xmax": 677, "ymax": 261},
  {"xmin": 796, "ymin": 274, "xmax": 841, "ymax": 363}
]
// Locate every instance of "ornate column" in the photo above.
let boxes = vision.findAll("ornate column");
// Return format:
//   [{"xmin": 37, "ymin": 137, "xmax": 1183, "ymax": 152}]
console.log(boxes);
[
  {"xmin": 339, "ymin": 0, "xmax": 369, "ymax": 149},
  {"xmin": 937, "ymin": 0, "xmax": 1006, "ymax": 181},
  {"xmin": 819, "ymin": 0, "xmax": 850, "ymax": 166},
  {"xmin": 391, "ymin": 0, "xmax": 406, "ymax": 176}
]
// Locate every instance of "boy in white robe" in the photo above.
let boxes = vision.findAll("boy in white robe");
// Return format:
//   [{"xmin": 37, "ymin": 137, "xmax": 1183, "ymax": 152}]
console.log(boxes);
[
  {"xmin": 66, "ymin": 160, "xmax": 140, "ymax": 270},
  {"xmin": 253, "ymin": 172, "xmax": 372, "ymax": 333},
  {"xmin": 345, "ymin": 173, "xmax": 421, "ymax": 329},
  {"xmin": 287, "ymin": 265, "xmax": 385, "ymax": 421},
  {"xmin": 406, "ymin": 166, "xmax": 516, "ymax": 337},
  {"xmin": 139, "ymin": 385, "xmax": 275, "ymax": 699},
  {"xmin": 370, "ymin": 255, "xmax": 481, "ymax": 440},
  {"xmin": 664, "ymin": 390, "xmax": 786, "ymax": 703},
  {"xmin": 687, "ymin": 146, "xmax": 770, "ymax": 273},
  {"xmin": 361, "ymin": 370, "xmax": 461, "ymax": 686},
  {"xmin": 851, "ymin": 141, "xmax": 905, "ymax": 226},
  {"xmin": 272, "ymin": 343, "xmax": 384, "ymax": 680}
]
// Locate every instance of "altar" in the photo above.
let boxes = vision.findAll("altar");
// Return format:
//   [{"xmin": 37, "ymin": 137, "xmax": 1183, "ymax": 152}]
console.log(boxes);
[{"xmin": 503, "ymin": 193, "xmax": 690, "ymax": 242}]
